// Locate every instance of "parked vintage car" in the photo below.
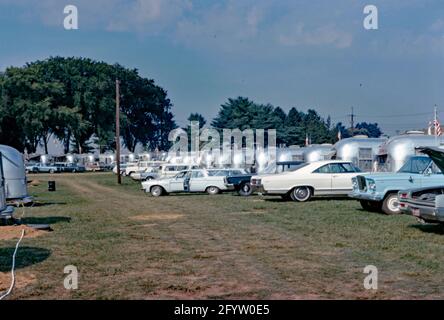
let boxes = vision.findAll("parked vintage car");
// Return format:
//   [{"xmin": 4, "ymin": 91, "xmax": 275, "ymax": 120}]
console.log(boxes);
[
  {"xmin": 157, "ymin": 164, "xmax": 200, "ymax": 178},
  {"xmin": 398, "ymin": 147, "xmax": 444, "ymax": 224},
  {"xmin": 56, "ymin": 162, "xmax": 86, "ymax": 173},
  {"xmin": 141, "ymin": 169, "xmax": 235, "ymax": 196},
  {"xmin": 251, "ymin": 160, "xmax": 362, "ymax": 202},
  {"xmin": 125, "ymin": 160, "xmax": 165, "ymax": 177},
  {"xmin": 113, "ymin": 162, "xmax": 131, "ymax": 175},
  {"xmin": 349, "ymin": 154, "xmax": 444, "ymax": 214},
  {"xmin": 25, "ymin": 162, "xmax": 40, "ymax": 173},
  {"xmin": 130, "ymin": 162, "xmax": 166, "ymax": 181},
  {"xmin": 226, "ymin": 161, "xmax": 305, "ymax": 196},
  {"xmin": 85, "ymin": 162, "xmax": 106, "ymax": 172},
  {"xmin": 27, "ymin": 163, "xmax": 62, "ymax": 174}
]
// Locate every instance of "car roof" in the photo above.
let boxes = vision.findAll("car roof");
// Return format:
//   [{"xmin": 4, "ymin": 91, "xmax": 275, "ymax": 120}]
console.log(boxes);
[{"xmin": 310, "ymin": 160, "xmax": 352, "ymax": 165}]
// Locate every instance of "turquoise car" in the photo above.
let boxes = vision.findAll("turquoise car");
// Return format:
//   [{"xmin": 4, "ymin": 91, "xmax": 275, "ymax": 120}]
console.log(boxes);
[{"xmin": 349, "ymin": 155, "xmax": 444, "ymax": 214}]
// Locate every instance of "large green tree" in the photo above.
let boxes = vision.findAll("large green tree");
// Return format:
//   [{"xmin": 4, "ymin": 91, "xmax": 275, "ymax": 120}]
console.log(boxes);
[{"xmin": 0, "ymin": 57, "xmax": 175, "ymax": 153}]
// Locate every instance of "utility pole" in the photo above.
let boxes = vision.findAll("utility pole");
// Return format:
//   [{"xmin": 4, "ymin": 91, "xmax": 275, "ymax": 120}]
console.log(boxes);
[
  {"xmin": 349, "ymin": 106, "xmax": 355, "ymax": 137},
  {"xmin": 116, "ymin": 79, "xmax": 121, "ymax": 185}
]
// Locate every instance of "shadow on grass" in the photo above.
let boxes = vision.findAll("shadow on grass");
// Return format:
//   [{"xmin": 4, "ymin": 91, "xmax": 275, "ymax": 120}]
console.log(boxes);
[
  {"xmin": 263, "ymin": 196, "xmax": 355, "ymax": 203},
  {"xmin": 409, "ymin": 223, "xmax": 444, "ymax": 235},
  {"xmin": 20, "ymin": 216, "xmax": 71, "ymax": 225},
  {"xmin": 31, "ymin": 201, "xmax": 67, "ymax": 207},
  {"xmin": 0, "ymin": 247, "xmax": 51, "ymax": 272}
]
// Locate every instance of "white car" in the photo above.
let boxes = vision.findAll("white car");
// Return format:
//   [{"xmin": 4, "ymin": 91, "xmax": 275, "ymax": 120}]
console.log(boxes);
[
  {"xmin": 251, "ymin": 160, "xmax": 362, "ymax": 202},
  {"xmin": 125, "ymin": 161, "xmax": 165, "ymax": 176},
  {"xmin": 113, "ymin": 162, "xmax": 134, "ymax": 175},
  {"xmin": 141, "ymin": 169, "xmax": 234, "ymax": 197}
]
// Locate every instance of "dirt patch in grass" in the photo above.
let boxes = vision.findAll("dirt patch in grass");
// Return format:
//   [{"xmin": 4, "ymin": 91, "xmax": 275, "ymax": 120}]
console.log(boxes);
[
  {"xmin": 28, "ymin": 180, "xmax": 41, "ymax": 187},
  {"xmin": 0, "ymin": 226, "xmax": 48, "ymax": 240},
  {"xmin": 0, "ymin": 271, "xmax": 37, "ymax": 291},
  {"xmin": 131, "ymin": 213, "xmax": 184, "ymax": 221}
]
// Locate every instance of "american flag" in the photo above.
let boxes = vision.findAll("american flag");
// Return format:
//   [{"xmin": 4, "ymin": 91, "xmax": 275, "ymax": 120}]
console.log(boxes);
[{"xmin": 434, "ymin": 119, "xmax": 442, "ymax": 136}]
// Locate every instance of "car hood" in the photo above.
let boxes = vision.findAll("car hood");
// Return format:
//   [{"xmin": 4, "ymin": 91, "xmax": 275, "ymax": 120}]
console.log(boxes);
[{"xmin": 417, "ymin": 147, "xmax": 444, "ymax": 172}]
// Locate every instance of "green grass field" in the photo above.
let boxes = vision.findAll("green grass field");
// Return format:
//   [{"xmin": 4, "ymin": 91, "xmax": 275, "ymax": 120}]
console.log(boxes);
[{"xmin": 1, "ymin": 172, "xmax": 443, "ymax": 299}]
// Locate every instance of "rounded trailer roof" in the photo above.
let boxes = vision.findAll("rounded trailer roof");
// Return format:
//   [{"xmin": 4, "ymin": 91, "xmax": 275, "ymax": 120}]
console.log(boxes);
[{"xmin": 379, "ymin": 134, "xmax": 444, "ymax": 156}]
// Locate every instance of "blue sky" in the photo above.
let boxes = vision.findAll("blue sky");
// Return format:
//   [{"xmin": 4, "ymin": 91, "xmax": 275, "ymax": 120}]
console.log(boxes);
[{"xmin": 1, "ymin": 0, "xmax": 444, "ymax": 137}]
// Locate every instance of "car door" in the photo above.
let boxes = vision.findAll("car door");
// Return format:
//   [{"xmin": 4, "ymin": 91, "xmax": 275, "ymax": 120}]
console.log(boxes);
[
  {"xmin": 310, "ymin": 164, "xmax": 333, "ymax": 194},
  {"xmin": 169, "ymin": 171, "xmax": 187, "ymax": 192},
  {"xmin": 330, "ymin": 163, "xmax": 357, "ymax": 194},
  {"xmin": 189, "ymin": 170, "xmax": 207, "ymax": 192}
]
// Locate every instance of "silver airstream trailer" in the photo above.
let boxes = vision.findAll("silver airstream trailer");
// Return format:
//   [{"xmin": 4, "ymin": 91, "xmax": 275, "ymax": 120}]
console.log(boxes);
[
  {"xmin": 377, "ymin": 132, "xmax": 444, "ymax": 172},
  {"xmin": 334, "ymin": 136, "xmax": 387, "ymax": 172},
  {"xmin": 0, "ymin": 151, "xmax": 14, "ymax": 222},
  {"xmin": 0, "ymin": 145, "xmax": 29, "ymax": 200},
  {"xmin": 302, "ymin": 144, "xmax": 335, "ymax": 162}
]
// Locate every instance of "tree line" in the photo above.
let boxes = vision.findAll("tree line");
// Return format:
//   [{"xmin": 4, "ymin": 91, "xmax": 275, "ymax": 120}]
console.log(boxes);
[
  {"xmin": 0, "ymin": 57, "xmax": 382, "ymax": 154},
  {"xmin": 190, "ymin": 97, "xmax": 382, "ymax": 147},
  {"xmin": 0, "ymin": 57, "xmax": 175, "ymax": 154}
]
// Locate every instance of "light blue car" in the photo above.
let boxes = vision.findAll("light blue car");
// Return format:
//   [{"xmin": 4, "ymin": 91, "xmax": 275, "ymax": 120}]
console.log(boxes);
[{"xmin": 349, "ymin": 155, "xmax": 444, "ymax": 214}]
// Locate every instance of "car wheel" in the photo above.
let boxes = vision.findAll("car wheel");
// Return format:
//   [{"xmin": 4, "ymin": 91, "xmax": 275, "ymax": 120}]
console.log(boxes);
[
  {"xmin": 144, "ymin": 176, "xmax": 154, "ymax": 181},
  {"xmin": 151, "ymin": 186, "xmax": 164, "ymax": 197},
  {"xmin": 238, "ymin": 183, "xmax": 253, "ymax": 196},
  {"xmin": 49, "ymin": 169, "xmax": 55, "ymax": 174},
  {"xmin": 206, "ymin": 186, "xmax": 220, "ymax": 195},
  {"xmin": 290, "ymin": 186, "xmax": 312, "ymax": 202},
  {"xmin": 382, "ymin": 193, "xmax": 401, "ymax": 215},
  {"xmin": 73, "ymin": 169, "xmax": 76, "ymax": 173}
]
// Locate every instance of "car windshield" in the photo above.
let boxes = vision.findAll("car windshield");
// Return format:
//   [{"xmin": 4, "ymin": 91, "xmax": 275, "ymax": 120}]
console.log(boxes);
[{"xmin": 398, "ymin": 157, "xmax": 439, "ymax": 174}]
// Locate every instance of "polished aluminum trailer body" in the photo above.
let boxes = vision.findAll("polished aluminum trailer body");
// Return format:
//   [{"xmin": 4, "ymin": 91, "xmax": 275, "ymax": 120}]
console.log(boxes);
[
  {"xmin": 334, "ymin": 136, "xmax": 387, "ymax": 172},
  {"xmin": 0, "ymin": 145, "xmax": 29, "ymax": 200},
  {"xmin": 377, "ymin": 133, "xmax": 444, "ymax": 172}
]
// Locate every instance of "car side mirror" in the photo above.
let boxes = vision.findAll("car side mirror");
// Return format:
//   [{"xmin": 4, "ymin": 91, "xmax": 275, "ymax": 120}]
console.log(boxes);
[{"xmin": 424, "ymin": 168, "xmax": 432, "ymax": 176}]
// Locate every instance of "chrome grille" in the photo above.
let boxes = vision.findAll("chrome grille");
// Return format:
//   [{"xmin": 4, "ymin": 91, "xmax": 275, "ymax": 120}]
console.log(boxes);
[{"xmin": 357, "ymin": 176, "xmax": 366, "ymax": 191}]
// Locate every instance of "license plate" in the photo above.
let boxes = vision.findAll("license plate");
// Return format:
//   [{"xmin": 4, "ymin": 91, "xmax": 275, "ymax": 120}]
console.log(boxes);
[{"xmin": 412, "ymin": 208, "xmax": 420, "ymax": 217}]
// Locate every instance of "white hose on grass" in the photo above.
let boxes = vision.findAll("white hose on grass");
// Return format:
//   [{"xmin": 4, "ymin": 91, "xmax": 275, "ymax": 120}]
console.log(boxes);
[{"xmin": 0, "ymin": 228, "xmax": 25, "ymax": 300}]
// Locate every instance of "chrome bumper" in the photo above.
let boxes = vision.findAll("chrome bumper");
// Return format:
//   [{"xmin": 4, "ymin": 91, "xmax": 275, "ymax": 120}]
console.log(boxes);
[{"xmin": 348, "ymin": 191, "xmax": 383, "ymax": 202}]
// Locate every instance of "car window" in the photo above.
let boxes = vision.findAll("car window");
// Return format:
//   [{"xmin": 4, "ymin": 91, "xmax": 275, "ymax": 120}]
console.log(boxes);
[
  {"xmin": 329, "ymin": 163, "xmax": 346, "ymax": 173},
  {"xmin": 340, "ymin": 163, "xmax": 357, "ymax": 173},
  {"xmin": 314, "ymin": 164, "xmax": 331, "ymax": 173},
  {"xmin": 398, "ymin": 157, "xmax": 431, "ymax": 174},
  {"xmin": 176, "ymin": 166, "xmax": 188, "ymax": 171},
  {"xmin": 191, "ymin": 171, "xmax": 204, "ymax": 178},
  {"xmin": 175, "ymin": 171, "xmax": 187, "ymax": 178},
  {"xmin": 431, "ymin": 162, "xmax": 443, "ymax": 174}
]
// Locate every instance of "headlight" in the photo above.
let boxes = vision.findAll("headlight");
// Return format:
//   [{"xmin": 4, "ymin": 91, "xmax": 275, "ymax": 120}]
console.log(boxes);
[
  {"xmin": 367, "ymin": 178, "xmax": 376, "ymax": 191},
  {"xmin": 352, "ymin": 177, "xmax": 358, "ymax": 189}
]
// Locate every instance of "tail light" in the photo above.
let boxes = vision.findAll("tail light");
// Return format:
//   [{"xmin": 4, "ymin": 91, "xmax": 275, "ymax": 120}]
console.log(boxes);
[{"xmin": 399, "ymin": 192, "xmax": 409, "ymax": 199}]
